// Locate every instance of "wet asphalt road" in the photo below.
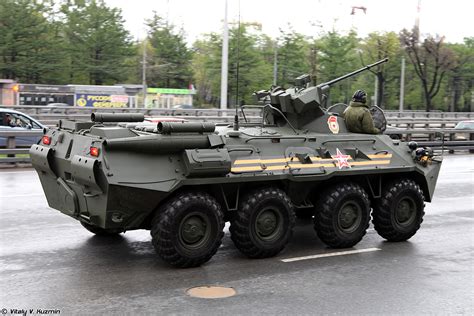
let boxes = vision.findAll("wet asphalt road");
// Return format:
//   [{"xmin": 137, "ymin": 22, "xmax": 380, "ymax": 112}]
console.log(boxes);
[{"xmin": 0, "ymin": 154, "xmax": 473, "ymax": 315}]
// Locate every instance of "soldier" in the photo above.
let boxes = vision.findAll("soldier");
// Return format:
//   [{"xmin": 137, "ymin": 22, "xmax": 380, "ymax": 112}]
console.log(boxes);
[{"xmin": 343, "ymin": 90, "xmax": 380, "ymax": 134}]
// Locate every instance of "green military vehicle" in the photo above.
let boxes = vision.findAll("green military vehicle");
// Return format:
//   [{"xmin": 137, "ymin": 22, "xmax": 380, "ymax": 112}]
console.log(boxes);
[{"xmin": 31, "ymin": 59, "xmax": 442, "ymax": 268}]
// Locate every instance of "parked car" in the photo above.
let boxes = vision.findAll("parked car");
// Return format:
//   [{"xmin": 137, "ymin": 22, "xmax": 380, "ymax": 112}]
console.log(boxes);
[
  {"xmin": 453, "ymin": 120, "xmax": 474, "ymax": 140},
  {"xmin": 0, "ymin": 108, "xmax": 46, "ymax": 147},
  {"xmin": 449, "ymin": 120, "xmax": 474, "ymax": 153}
]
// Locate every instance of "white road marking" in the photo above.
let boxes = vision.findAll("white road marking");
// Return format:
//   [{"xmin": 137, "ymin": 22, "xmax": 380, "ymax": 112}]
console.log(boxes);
[
  {"xmin": 281, "ymin": 247, "xmax": 381, "ymax": 263},
  {"xmin": 0, "ymin": 193, "xmax": 44, "ymax": 198},
  {"xmin": 0, "ymin": 170, "xmax": 35, "ymax": 175}
]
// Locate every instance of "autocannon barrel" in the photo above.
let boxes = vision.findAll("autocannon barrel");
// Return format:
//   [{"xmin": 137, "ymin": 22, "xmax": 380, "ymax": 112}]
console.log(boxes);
[
  {"xmin": 158, "ymin": 122, "xmax": 216, "ymax": 134},
  {"xmin": 103, "ymin": 134, "xmax": 211, "ymax": 153},
  {"xmin": 91, "ymin": 113, "xmax": 145, "ymax": 123},
  {"xmin": 318, "ymin": 58, "xmax": 389, "ymax": 89}
]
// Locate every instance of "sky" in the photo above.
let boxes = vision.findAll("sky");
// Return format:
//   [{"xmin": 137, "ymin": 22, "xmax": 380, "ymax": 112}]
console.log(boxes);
[{"xmin": 105, "ymin": 0, "xmax": 473, "ymax": 44}]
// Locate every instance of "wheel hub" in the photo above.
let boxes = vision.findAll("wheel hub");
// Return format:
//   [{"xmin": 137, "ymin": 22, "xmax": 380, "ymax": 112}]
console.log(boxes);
[
  {"xmin": 181, "ymin": 215, "xmax": 207, "ymax": 245},
  {"xmin": 396, "ymin": 198, "xmax": 416, "ymax": 225},
  {"xmin": 256, "ymin": 210, "xmax": 278, "ymax": 237},
  {"xmin": 338, "ymin": 202, "xmax": 362, "ymax": 233}
]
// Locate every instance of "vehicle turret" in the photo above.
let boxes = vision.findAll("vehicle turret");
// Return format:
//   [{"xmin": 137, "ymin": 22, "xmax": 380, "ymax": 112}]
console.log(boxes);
[{"xmin": 255, "ymin": 58, "xmax": 389, "ymax": 130}]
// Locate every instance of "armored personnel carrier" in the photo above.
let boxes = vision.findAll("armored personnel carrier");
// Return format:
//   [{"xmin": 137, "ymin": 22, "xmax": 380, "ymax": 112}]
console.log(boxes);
[{"xmin": 31, "ymin": 59, "xmax": 442, "ymax": 268}]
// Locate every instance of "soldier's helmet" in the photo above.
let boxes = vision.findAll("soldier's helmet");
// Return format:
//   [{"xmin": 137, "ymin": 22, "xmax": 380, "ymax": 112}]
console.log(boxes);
[{"xmin": 352, "ymin": 90, "xmax": 367, "ymax": 103}]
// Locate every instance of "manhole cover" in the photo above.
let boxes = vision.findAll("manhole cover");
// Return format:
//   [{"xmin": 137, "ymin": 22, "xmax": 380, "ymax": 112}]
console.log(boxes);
[{"xmin": 186, "ymin": 286, "xmax": 236, "ymax": 299}]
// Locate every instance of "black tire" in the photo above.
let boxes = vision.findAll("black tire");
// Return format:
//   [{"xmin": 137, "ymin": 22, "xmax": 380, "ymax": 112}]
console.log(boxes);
[
  {"xmin": 313, "ymin": 183, "xmax": 370, "ymax": 248},
  {"xmin": 230, "ymin": 187, "xmax": 295, "ymax": 258},
  {"xmin": 80, "ymin": 222, "xmax": 122, "ymax": 236},
  {"xmin": 372, "ymin": 179, "xmax": 425, "ymax": 241},
  {"xmin": 150, "ymin": 191, "xmax": 224, "ymax": 268}
]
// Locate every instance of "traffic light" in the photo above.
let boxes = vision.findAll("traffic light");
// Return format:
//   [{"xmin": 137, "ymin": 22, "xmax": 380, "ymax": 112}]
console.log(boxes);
[{"xmin": 12, "ymin": 84, "xmax": 19, "ymax": 93}]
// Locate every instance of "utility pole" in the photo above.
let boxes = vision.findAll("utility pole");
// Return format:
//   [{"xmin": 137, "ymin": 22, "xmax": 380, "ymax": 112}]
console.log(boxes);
[
  {"xmin": 142, "ymin": 39, "xmax": 147, "ymax": 108},
  {"xmin": 273, "ymin": 43, "xmax": 278, "ymax": 86},
  {"xmin": 374, "ymin": 76, "xmax": 378, "ymax": 106},
  {"xmin": 220, "ymin": 0, "xmax": 228, "ymax": 110},
  {"xmin": 399, "ymin": 57, "xmax": 405, "ymax": 111},
  {"xmin": 415, "ymin": 0, "xmax": 421, "ymax": 40}
]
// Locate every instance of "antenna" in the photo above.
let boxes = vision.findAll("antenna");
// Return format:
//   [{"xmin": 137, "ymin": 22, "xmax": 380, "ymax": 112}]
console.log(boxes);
[{"xmin": 233, "ymin": 0, "xmax": 241, "ymax": 131}]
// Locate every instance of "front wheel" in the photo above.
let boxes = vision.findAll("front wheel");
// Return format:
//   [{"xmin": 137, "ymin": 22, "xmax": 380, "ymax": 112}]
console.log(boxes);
[
  {"xmin": 313, "ymin": 183, "xmax": 370, "ymax": 248},
  {"xmin": 150, "ymin": 191, "xmax": 224, "ymax": 268},
  {"xmin": 372, "ymin": 179, "xmax": 425, "ymax": 241}
]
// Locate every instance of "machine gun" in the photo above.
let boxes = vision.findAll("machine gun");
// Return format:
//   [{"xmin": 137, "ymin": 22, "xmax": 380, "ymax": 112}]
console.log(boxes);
[
  {"xmin": 316, "ymin": 58, "xmax": 388, "ymax": 108},
  {"xmin": 255, "ymin": 58, "xmax": 389, "ymax": 129}
]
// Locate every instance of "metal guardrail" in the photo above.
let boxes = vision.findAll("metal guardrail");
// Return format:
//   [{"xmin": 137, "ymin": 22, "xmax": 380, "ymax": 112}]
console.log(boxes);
[
  {"xmin": 1, "ymin": 105, "xmax": 263, "ymax": 117},
  {"xmin": 0, "ymin": 130, "xmax": 43, "ymax": 163},
  {"xmin": 2, "ymin": 105, "xmax": 472, "ymax": 128},
  {"xmin": 1, "ymin": 128, "xmax": 473, "ymax": 164},
  {"xmin": 384, "ymin": 128, "xmax": 474, "ymax": 151},
  {"xmin": 2, "ymin": 104, "xmax": 473, "ymax": 118},
  {"xmin": 1, "ymin": 105, "xmax": 264, "ymax": 126},
  {"xmin": 384, "ymin": 110, "xmax": 474, "ymax": 119}
]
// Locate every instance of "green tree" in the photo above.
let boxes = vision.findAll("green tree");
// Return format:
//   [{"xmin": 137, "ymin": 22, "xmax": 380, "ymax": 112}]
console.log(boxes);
[
  {"xmin": 318, "ymin": 30, "xmax": 358, "ymax": 104},
  {"xmin": 228, "ymin": 24, "xmax": 273, "ymax": 106},
  {"xmin": 400, "ymin": 28, "xmax": 456, "ymax": 111},
  {"xmin": 61, "ymin": 0, "xmax": 133, "ymax": 85},
  {"xmin": 146, "ymin": 13, "xmax": 192, "ymax": 88},
  {"xmin": 191, "ymin": 25, "xmax": 272, "ymax": 107},
  {"xmin": 276, "ymin": 29, "xmax": 309, "ymax": 86},
  {"xmin": 446, "ymin": 38, "xmax": 474, "ymax": 111},
  {"xmin": 0, "ymin": 0, "xmax": 67, "ymax": 83},
  {"xmin": 192, "ymin": 35, "xmax": 221, "ymax": 106}
]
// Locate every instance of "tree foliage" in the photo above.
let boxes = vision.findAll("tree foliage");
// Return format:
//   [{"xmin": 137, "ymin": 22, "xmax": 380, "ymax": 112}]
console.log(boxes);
[
  {"xmin": 446, "ymin": 38, "xmax": 474, "ymax": 111},
  {"xmin": 317, "ymin": 30, "xmax": 358, "ymax": 104},
  {"xmin": 276, "ymin": 29, "xmax": 310, "ymax": 86},
  {"xmin": 0, "ymin": 0, "xmax": 472, "ymax": 111},
  {"xmin": 0, "ymin": 0, "xmax": 66, "ymax": 83},
  {"xmin": 191, "ymin": 24, "xmax": 272, "ymax": 107},
  {"xmin": 358, "ymin": 32, "xmax": 400, "ymax": 108},
  {"xmin": 145, "ymin": 13, "xmax": 192, "ymax": 88},
  {"xmin": 61, "ymin": 0, "xmax": 133, "ymax": 85},
  {"xmin": 400, "ymin": 28, "xmax": 456, "ymax": 111}
]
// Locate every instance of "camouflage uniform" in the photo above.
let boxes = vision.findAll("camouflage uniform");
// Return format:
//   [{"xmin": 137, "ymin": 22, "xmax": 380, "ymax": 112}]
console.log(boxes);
[{"xmin": 343, "ymin": 101, "xmax": 380, "ymax": 134}]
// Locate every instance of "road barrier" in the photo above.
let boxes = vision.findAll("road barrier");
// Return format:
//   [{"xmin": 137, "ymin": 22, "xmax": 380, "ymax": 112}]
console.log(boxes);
[
  {"xmin": 2, "ymin": 105, "xmax": 473, "ymax": 129},
  {"xmin": 1, "ymin": 128, "xmax": 473, "ymax": 164},
  {"xmin": 0, "ymin": 130, "xmax": 43, "ymax": 163}
]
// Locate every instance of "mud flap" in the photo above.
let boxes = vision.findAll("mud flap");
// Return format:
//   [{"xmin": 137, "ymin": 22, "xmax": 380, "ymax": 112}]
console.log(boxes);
[
  {"xmin": 56, "ymin": 178, "xmax": 79, "ymax": 216},
  {"xmin": 71, "ymin": 155, "xmax": 101, "ymax": 192},
  {"xmin": 30, "ymin": 145, "xmax": 55, "ymax": 176}
]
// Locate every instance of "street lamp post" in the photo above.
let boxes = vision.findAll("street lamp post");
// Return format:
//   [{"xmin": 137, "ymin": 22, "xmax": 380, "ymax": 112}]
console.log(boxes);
[
  {"xmin": 142, "ymin": 39, "xmax": 147, "ymax": 108},
  {"xmin": 399, "ymin": 56, "xmax": 405, "ymax": 112},
  {"xmin": 220, "ymin": 0, "xmax": 229, "ymax": 110}
]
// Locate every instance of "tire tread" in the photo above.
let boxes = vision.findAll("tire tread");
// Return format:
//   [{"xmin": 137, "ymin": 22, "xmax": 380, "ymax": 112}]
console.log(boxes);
[
  {"xmin": 313, "ymin": 183, "xmax": 370, "ymax": 248},
  {"xmin": 150, "ymin": 191, "xmax": 224, "ymax": 268}
]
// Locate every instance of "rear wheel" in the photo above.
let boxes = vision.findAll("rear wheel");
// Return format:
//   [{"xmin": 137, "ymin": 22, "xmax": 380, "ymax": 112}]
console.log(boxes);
[
  {"xmin": 372, "ymin": 179, "xmax": 425, "ymax": 241},
  {"xmin": 80, "ymin": 222, "xmax": 122, "ymax": 236},
  {"xmin": 230, "ymin": 187, "xmax": 295, "ymax": 258},
  {"xmin": 150, "ymin": 191, "xmax": 224, "ymax": 268},
  {"xmin": 313, "ymin": 183, "xmax": 370, "ymax": 248}
]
